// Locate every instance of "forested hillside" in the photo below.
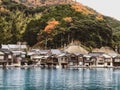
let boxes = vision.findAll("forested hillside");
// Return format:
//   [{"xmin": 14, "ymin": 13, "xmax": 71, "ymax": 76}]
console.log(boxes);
[
  {"xmin": 105, "ymin": 16, "xmax": 120, "ymax": 47},
  {"xmin": 0, "ymin": 0, "xmax": 120, "ymax": 50}
]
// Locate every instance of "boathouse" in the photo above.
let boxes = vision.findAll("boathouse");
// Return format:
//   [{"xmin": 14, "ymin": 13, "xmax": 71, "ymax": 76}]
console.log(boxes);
[
  {"xmin": 83, "ymin": 52, "xmax": 113, "ymax": 67},
  {"xmin": 83, "ymin": 54, "xmax": 96, "ymax": 66},
  {"xmin": 113, "ymin": 55, "xmax": 120, "ymax": 66},
  {"xmin": 58, "ymin": 53, "xmax": 69, "ymax": 68},
  {"xmin": 0, "ymin": 49, "xmax": 13, "ymax": 66},
  {"xmin": 65, "ymin": 42, "xmax": 88, "ymax": 67}
]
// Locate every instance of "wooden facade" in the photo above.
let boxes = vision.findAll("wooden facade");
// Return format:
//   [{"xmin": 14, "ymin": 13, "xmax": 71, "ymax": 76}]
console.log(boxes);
[
  {"xmin": 68, "ymin": 54, "xmax": 78, "ymax": 66},
  {"xmin": 113, "ymin": 56, "xmax": 120, "ymax": 66}
]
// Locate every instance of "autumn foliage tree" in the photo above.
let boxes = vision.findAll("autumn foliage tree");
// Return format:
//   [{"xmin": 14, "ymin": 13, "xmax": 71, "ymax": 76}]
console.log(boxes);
[{"xmin": 44, "ymin": 19, "xmax": 59, "ymax": 33}]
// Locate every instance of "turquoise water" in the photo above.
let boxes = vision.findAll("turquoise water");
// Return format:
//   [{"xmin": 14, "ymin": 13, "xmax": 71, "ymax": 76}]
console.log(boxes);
[{"xmin": 0, "ymin": 68, "xmax": 120, "ymax": 90}]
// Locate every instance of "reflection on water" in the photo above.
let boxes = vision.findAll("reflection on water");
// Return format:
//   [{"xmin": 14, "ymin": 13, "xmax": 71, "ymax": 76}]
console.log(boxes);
[{"xmin": 0, "ymin": 68, "xmax": 120, "ymax": 90}]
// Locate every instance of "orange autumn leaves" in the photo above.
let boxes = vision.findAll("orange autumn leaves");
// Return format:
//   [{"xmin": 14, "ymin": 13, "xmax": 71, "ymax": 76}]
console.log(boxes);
[
  {"xmin": 71, "ymin": 3, "xmax": 94, "ymax": 15},
  {"xmin": 63, "ymin": 17, "xmax": 72, "ymax": 23},
  {"xmin": 44, "ymin": 17, "xmax": 73, "ymax": 33},
  {"xmin": 71, "ymin": 3, "xmax": 103, "ymax": 21},
  {"xmin": 44, "ymin": 19, "xmax": 59, "ymax": 33}
]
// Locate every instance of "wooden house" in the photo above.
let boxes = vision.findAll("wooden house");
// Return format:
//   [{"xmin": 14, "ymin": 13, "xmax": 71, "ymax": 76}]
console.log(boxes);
[
  {"xmin": 102, "ymin": 54, "xmax": 112, "ymax": 67},
  {"xmin": 83, "ymin": 54, "xmax": 95, "ymax": 66},
  {"xmin": 1, "ymin": 44, "xmax": 27, "ymax": 66},
  {"xmin": 68, "ymin": 53, "xmax": 78, "ymax": 66},
  {"xmin": 58, "ymin": 53, "xmax": 69, "ymax": 68},
  {"xmin": 0, "ymin": 49, "xmax": 13, "ymax": 65},
  {"xmin": 83, "ymin": 52, "xmax": 113, "ymax": 67},
  {"xmin": 113, "ymin": 55, "xmax": 120, "ymax": 66}
]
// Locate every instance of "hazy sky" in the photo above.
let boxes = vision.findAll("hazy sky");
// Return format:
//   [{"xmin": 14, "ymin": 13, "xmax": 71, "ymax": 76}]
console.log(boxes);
[{"xmin": 77, "ymin": 0, "xmax": 120, "ymax": 20}]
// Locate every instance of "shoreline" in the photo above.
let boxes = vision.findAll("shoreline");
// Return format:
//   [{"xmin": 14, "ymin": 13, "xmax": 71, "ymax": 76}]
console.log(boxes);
[{"xmin": 1, "ymin": 65, "xmax": 120, "ymax": 69}]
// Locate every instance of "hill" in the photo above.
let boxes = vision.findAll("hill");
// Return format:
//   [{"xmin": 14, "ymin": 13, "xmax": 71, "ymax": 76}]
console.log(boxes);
[
  {"xmin": 12, "ymin": 0, "xmax": 74, "ymax": 7},
  {"xmin": 0, "ymin": 0, "xmax": 120, "ymax": 50}
]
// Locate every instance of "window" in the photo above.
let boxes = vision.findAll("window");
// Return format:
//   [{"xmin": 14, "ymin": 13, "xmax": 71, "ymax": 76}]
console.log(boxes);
[
  {"xmin": 107, "ymin": 62, "xmax": 110, "ymax": 65},
  {"xmin": 98, "ymin": 63, "xmax": 104, "ymax": 65}
]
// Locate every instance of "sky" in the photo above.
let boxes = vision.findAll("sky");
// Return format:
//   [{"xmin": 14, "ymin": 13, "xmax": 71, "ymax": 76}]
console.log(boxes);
[{"xmin": 77, "ymin": 0, "xmax": 120, "ymax": 20}]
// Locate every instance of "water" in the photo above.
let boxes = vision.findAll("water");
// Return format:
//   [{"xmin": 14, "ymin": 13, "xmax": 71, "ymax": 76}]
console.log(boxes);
[{"xmin": 0, "ymin": 68, "xmax": 120, "ymax": 90}]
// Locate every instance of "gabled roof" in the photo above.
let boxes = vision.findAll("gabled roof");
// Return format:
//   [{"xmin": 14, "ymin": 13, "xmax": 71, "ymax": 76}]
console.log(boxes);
[
  {"xmin": 88, "ymin": 52, "xmax": 105, "ymax": 57},
  {"xmin": 12, "ymin": 50, "xmax": 26, "ymax": 55},
  {"xmin": 51, "ymin": 49, "xmax": 62, "ymax": 55},
  {"xmin": 8, "ymin": 44, "xmax": 19, "ymax": 49},
  {"xmin": 27, "ymin": 51, "xmax": 36, "ymax": 56},
  {"xmin": 0, "ymin": 49, "xmax": 12, "ymax": 54},
  {"xmin": 83, "ymin": 54, "xmax": 91, "ymax": 58},
  {"xmin": 1, "ymin": 45, "xmax": 9, "ymax": 49},
  {"xmin": 102, "ymin": 54, "xmax": 111, "ymax": 58},
  {"xmin": 27, "ymin": 49, "xmax": 50, "ymax": 56},
  {"xmin": 39, "ymin": 50, "xmax": 50, "ymax": 55},
  {"xmin": 1, "ymin": 44, "xmax": 27, "ymax": 50},
  {"xmin": 58, "ymin": 53, "xmax": 66, "ymax": 57},
  {"xmin": 87, "ymin": 52, "xmax": 112, "ymax": 59}
]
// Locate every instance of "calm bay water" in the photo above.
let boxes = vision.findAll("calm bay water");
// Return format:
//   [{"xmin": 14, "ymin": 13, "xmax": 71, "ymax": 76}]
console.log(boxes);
[{"xmin": 0, "ymin": 68, "xmax": 120, "ymax": 90}]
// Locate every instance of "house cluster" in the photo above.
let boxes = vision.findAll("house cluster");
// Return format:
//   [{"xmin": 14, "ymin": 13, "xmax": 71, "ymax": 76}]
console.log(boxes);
[
  {"xmin": 0, "ymin": 43, "xmax": 27, "ymax": 67},
  {"xmin": 0, "ymin": 42, "xmax": 120, "ymax": 68}
]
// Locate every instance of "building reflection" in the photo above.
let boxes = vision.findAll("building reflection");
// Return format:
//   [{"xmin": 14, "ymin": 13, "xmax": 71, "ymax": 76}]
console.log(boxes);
[{"xmin": 0, "ymin": 68, "xmax": 120, "ymax": 90}]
